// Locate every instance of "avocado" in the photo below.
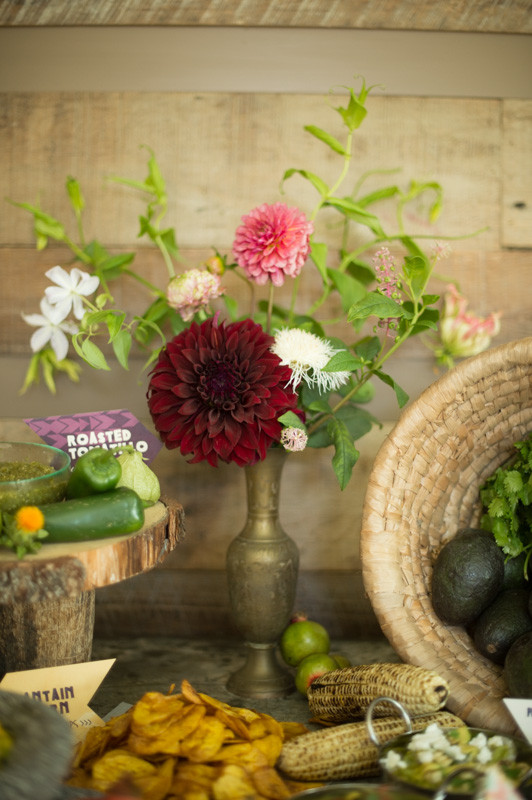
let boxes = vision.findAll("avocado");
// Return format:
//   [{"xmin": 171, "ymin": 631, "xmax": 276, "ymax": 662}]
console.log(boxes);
[
  {"xmin": 505, "ymin": 630, "xmax": 532, "ymax": 698},
  {"xmin": 431, "ymin": 528, "xmax": 504, "ymax": 626},
  {"xmin": 502, "ymin": 552, "xmax": 528, "ymax": 590},
  {"xmin": 473, "ymin": 589, "xmax": 532, "ymax": 664}
]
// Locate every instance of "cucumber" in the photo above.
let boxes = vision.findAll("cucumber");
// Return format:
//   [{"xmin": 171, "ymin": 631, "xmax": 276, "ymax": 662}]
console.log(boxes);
[{"xmin": 40, "ymin": 487, "xmax": 145, "ymax": 543}]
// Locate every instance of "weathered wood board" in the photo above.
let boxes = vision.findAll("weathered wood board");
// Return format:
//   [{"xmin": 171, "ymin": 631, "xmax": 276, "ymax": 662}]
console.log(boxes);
[
  {"xmin": 1, "ymin": 0, "xmax": 530, "ymax": 33},
  {"xmin": 502, "ymin": 100, "xmax": 532, "ymax": 248},
  {"xmin": 1, "ymin": 93, "xmax": 503, "ymax": 250}
]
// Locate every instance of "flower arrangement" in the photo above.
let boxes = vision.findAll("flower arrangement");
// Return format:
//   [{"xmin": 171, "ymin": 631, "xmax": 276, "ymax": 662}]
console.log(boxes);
[{"xmin": 11, "ymin": 79, "xmax": 500, "ymax": 489}]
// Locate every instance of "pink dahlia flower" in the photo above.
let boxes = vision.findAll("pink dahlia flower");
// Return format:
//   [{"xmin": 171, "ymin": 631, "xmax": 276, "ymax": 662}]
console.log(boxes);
[
  {"xmin": 166, "ymin": 269, "xmax": 224, "ymax": 322},
  {"xmin": 147, "ymin": 317, "xmax": 299, "ymax": 467},
  {"xmin": 232, "ymin": 202, "xmax": 313, "ymax": 287}
]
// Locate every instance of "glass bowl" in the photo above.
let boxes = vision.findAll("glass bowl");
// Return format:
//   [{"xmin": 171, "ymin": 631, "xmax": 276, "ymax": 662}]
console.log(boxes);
[{"xmin": 0, "ymin": 441, "xmax": 71, "ymax": 514}]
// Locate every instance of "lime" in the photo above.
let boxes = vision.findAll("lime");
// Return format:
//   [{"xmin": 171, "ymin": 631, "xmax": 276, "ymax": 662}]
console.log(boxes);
[
  {"xmin": 280, "ymin": 619, "xmax": 330, "ymax": 667},
  {"xmin": 295, "ymin": 653, "xmax": 338, "ymax": 695},
  {"xmin": 330, "ymin": 653, "xmax": 351, "ymax": 668}
]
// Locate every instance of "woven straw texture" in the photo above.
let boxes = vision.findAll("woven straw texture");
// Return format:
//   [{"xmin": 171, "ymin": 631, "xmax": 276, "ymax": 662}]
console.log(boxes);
[{"xmin": 361, "ymin": 337, "xmax": 532, "ymax": 736}]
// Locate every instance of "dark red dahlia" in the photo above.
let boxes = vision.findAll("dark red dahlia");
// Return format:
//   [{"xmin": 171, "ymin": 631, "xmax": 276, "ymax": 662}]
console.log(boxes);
[{"xmin": 147, "ymin": 316, "xmax": 299, "ymax": 467}]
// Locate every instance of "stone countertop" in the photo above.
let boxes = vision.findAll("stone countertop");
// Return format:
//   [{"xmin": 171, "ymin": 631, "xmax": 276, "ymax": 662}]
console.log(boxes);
[{"xmin": 89, "ymin": 635, "xmax": 400, "ymax": 724}]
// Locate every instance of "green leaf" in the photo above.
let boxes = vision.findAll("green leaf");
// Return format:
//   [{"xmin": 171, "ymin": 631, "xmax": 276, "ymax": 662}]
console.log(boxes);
[
  {"xmin": 403, "ymin": 255, "xmax": 430, "ymax": 300},
  {"xmin": 281, "ymin": 168, "xmax": 329, "ymax": 197},
  {"xmin": 340, "ymin": 254, "xmax": 375, "ymax": 286},
  {"xmin": 504, "ymin": 470, "xmax": 524, "ymax": 495},
  {"xmin": 307, "ymin": 399, "xmax": 333, "ymax": 415},
  {"xmin": 327, "ymin": 417, "xmax": 360, "ymax": 490},
  {"xmin": 41, "ymin": 354, "xmax": 57, "ymax": 394},
  {"xmin": 310, "ymin": 241, "xmax": 329, "ymax": 284},
  {"xmin": 107, "ymin": 311, "xmax": 127, "ymax": 341},
  {"xmin": 158, "ymin": 227, "xmax": 180, "ymax": 259},
  {"xmin": 278, "ymin": 411, "xmax": 307, "ymax": 431},
  {"xmin": 112, "ymin": 329, "xmax": 132, "ymax": 370},
  {"xmin": 374, "ymin": 369, "xmax": 409, "ymax": 408},
  {"xmin": 144, "ymin": 147, "xmax": 167, "ymax": 199},
  {"xmin": 332, "ymin": 78, "xmax": 382, "ymax": 132},
  {"xmin": 304, "ymin": 125, "xmax": 348, "ymax": 156},
  {"xmin": 348, "ymin": 293, "xmax": 408, "ymax": 322},
  {"xmin": 322, "ymin": 351, "xmax": 364, "ymax": 373},
  {"xmin": 66, "ymin": 176, "xmax": 85, "ymax": 215},
  {"xmin": 222, "ymin": 295, "xmax": 239, "ymax": 321},
  {"xmin": 354, "ymin": 336, "xmax": 381, "ymax": 362},
  {"xmin": 99, "ymin": 252, "xmax": 136, "ymax": 280},
  {"xmin": 327, "ymin": 269, "xmax": 366, "ymax": 313},
  {"xmin": 356, "ymin": 185, "xmax": 401, "ymax": 207},
  {"xmin": 408, "ymin": 307, "xmax": 440, "ymax": 335},
  {"xmin": 323, "ymin": 197, "xmax": 386, "ymax": 237},
  {"xmin": 19, "ymin": 352, "xmax": 42, "ymax": 395},
  {"xmin": 33, "ymin": 216, "xmax": 66, "ymax": 242},
  {"xmin": 80, "ymin": 339, "xmax": 111, "ymax": 370}
]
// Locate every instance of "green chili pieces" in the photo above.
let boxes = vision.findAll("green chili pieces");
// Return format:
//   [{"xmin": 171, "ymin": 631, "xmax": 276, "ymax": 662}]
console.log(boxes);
[{"xmin": 66, "ymin": 447, "xmax": 122, "ymax": 499}]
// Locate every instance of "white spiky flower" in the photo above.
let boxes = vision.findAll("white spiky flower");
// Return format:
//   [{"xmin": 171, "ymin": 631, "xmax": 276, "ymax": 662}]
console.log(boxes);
[{"xmin": 271, "ymin": 328, "xmax": 351, "ymax": 393}]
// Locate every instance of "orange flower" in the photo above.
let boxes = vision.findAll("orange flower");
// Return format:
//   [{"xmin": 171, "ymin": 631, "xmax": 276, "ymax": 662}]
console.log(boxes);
[{"xmin": 14, "ymin": 506, "xmax": 45, "ymax": 535}]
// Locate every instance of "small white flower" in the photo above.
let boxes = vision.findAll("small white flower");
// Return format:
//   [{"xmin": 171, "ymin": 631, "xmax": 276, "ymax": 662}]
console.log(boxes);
[
  {"xmin": 22, "ymin": 298, "xmax": 78, "ymax": 361},
  {"xmin": 271, "ymin": 328, "xmax": 351, "ymax": 393},
  {"xmin": 280, "ymin": 427, "xmax": 308, "ymax": 452},
  {"xmin": 383, "ymin": 750, "xmax": 407, "ymax": 771},
  {"xmin": 44, "ymin": 265, "xmax": 100, "ymax": 320}
]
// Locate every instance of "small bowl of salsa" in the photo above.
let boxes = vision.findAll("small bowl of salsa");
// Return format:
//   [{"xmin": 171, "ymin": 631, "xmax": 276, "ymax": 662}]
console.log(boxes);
[{"xmin": 0, "ymin": 442, "xmax": 71, "ymax": 514}]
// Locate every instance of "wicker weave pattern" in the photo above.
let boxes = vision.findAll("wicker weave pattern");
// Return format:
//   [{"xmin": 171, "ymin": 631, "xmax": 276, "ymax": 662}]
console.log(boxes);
[{"xmin": 361, "ymin": 337, "xmax": 532, "ymax": 736}]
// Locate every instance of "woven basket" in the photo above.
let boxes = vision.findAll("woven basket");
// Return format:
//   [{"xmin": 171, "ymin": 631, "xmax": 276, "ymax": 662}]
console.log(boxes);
[{"xmin": 361, "ymin": 337, "xmax": 532, "ymax": 736}]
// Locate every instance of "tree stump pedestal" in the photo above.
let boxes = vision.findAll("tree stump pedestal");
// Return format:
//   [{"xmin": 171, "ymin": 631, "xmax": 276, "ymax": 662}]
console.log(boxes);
[{"xmin": 0, "ymin": 496, "xmax": 185, "ymax": 674}]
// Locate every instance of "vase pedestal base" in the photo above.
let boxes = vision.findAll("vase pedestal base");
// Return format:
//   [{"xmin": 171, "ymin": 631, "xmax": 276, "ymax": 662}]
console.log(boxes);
[{"xmin": 226, "ymin": 643, "xmax": 295, "ymax": 699}]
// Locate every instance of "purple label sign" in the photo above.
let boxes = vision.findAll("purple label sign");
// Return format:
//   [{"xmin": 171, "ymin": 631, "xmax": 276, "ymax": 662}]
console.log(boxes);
[{"xmin": 24, "ymin": 409, "xmax": 163, "ymax": 465}]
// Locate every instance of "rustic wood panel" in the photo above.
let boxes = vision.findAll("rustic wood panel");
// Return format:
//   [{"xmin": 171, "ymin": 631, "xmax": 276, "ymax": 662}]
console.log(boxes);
[
  {"xmin": 93, "ymin": 569, "xmax": 382, "ymax": 640},
  {"xmin": 3, "ymin": 246, "xmax": 531, "ymax": 363},
  {"xmin": 0, "ymin": 417, "xmax": 393, "ymax": 573},
  {"xmin": 1, "ymin": 93, "xmax": 501, "ymax": 251},
  {"xmin": 502, "ymin": 99, "xmax": 532, "ymax": 248},
  {"xmin": 1, "ymin": 0, "xmax": 530, "ymax": 33}
]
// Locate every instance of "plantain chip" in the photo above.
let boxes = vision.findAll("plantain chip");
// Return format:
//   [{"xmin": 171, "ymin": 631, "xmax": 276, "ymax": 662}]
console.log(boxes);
[
  {"xmin": 135, "ymin": 757, "xmax": 175, "ymax": 800},
  {"xmin": 91, "ymin": 748, "xmax": 156, "ymax": 793},
  {"xmin": 212, "ymin": 763, "xmax": 257, "ymax": 800},
  {"xmin": 251, "ymin": 733, "xmax": 283, "ymax": 766},
  {"xmin": 179, "ymin": 715, "xmax": 227, "ymax": 762},
  {"xmin": 215, "ymin": 742, "xmax": 269, "ymax": 771},
  {"xmin": 279, "ymin": 721, "xmax": 310, "ymax": 740},
  {"xmin": 251, "ymin": 765, "xmax": 292, "ymax": 800},
  {"xmin": 68, "ymin": 679, "xmax": 322, "ymax": 800},
  {"xmin": 172, "ymin": 761, "xmax": 219, "ymax": 790}
]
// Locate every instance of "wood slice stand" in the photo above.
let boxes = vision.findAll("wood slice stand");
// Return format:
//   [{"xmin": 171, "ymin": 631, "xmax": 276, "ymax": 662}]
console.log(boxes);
[{"xmin": 0, "ymin": 496, "xmax": 185, "ymax": 674}]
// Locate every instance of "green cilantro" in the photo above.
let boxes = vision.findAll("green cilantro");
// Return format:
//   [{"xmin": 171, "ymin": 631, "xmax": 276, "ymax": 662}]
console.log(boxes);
[{"xmin": 480, "ymin": 432, "xmax": 532, "ymax": 574}]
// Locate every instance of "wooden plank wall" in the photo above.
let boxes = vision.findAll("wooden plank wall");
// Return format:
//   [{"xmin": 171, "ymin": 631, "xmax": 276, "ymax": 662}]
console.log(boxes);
[
  {"xmin": 1, "ymin": 0, "xmax": 530, "ymax": 34},
  {"xmin": 1, "ymin": 89, "xmax": 531, "ymax": 633}
]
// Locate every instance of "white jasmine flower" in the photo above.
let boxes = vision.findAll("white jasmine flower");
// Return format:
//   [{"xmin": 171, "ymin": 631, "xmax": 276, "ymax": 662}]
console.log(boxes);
[
  {"xmin": 22, "ymin": 298, "xmax": 78, "ymax": 361},
  {"xmin": 280, "ymin": 427, "xmax": 308, "ymax": 453},
  {"xmin": 44, "ymin": 265, "xmax": 100, "ymax": 320},
  {"xmin": 271, "ymin": 328, "xmax": 351, "ymax": 393}
]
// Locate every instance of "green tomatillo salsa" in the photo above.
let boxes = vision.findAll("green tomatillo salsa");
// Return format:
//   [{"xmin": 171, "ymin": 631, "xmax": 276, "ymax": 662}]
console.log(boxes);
[{"xmin": 0, "ymin": 461, "xmax": 54, "ymax": 482}]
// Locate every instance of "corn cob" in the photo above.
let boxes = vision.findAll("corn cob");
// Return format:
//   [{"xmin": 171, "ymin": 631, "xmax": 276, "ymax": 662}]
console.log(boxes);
[
  {"xmin": 307, "ymin": 663, "xmax": 449, "ymax": 722},
  {"xmin": 277, "ymin": 710, "xmax": 464, "ymax": 782}
]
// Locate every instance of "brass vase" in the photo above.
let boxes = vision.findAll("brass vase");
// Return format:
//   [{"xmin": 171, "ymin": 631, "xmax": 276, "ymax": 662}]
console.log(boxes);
[{"xmin": 226, "ymin": 447, "xmax": 299, "ymax": 698}]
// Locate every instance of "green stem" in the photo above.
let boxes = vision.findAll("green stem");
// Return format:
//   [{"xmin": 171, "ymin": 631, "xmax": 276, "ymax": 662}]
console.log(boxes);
[
  {"xmin": 266, "ymin": 283, "xmax": 275, "ymax": 334},
  {"xmin": 154, "ymin": 234, "xmax": 176, "ymax": 280},
  {"xmin": 122, "ymin": 268, "xmax": 166, "ymax": 298}
]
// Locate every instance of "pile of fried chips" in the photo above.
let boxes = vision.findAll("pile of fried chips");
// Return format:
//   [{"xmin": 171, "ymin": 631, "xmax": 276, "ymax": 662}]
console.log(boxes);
[{"xmin": 68, "ymin": 679, "xmax": 321, "ymax": 799}]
